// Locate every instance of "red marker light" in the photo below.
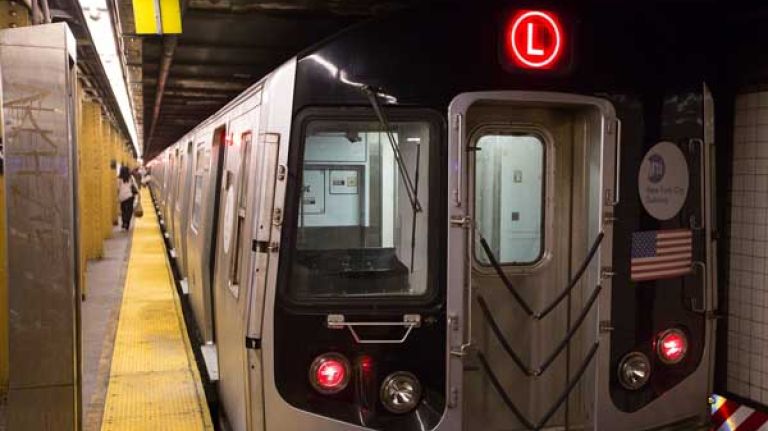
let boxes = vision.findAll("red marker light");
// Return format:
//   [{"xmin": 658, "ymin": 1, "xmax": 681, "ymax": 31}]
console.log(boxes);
[
  {"xmin": 507, "ymin": 10, "xmax": 564, "ymax": 70},
  {"xmin": 656, "ymin": 328, "xmax": 688, "ymax": 365},
  {"xmin": 309, "ymin": 353, "xmax": 350, "ymax": 394},
  {"xmin": 317, "ymin": 361, "xmax": 345, "ymax": 386},
  {"xmin": 359, "ymin": 355, "xmax": 374, "ymax": 373}
]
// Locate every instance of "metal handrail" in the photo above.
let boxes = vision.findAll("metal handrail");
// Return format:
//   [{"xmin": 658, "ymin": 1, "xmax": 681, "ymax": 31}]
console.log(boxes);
[
  {"xmin": 477, "ymin": 342, "xmax": 600, "ymax": 431},
  {"xmin": 476, "ymin": 284, "xmax": 601, "ymax": 376},
  {"xmin": 326, "ymin": 314, "xmax": 421, "ymax": 344},
  {"xmin": 477, "ymin": 231, "xmax": 604, "ymax": 320}
]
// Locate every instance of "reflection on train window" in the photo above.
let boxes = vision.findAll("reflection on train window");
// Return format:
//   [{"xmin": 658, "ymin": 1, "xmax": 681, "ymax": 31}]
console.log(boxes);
[
  {"xmin": 289, "ymin": 120, "xmax": 431, "ymax": 298},
  {"xmin": 474, "ymin": 133, "xmax": 544, "ymax": 265}
]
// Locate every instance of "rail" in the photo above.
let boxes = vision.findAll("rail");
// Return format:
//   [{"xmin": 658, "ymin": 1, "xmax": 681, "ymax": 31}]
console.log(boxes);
[{"xmin": 326, "ymin": 314, "xmax": 421, "ymax": 344}]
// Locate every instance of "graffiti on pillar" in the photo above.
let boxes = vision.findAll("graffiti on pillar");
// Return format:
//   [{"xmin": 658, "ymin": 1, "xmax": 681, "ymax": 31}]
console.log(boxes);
[
  {"xmin": 4, "ymin": 88, "xmax": 60, "ymax": 174},
  {"xmin": 3, "ymin": 85, "xmax": 69, "ymax": 267}
]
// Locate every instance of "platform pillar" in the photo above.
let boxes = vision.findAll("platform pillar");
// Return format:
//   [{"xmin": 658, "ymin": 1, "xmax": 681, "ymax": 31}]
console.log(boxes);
[
  {"xmin": 1, "ymin": 23, "xmax": 81, "ymax": 431},
  {"xmin": 0, "ymin": 0, "xmax": 30, "ymax": 407}
]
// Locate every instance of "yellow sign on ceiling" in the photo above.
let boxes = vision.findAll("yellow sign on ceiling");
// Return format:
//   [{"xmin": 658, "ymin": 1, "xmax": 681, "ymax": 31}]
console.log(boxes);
[{"xmin": 132, "ymin": 0, "xmax": 181, "ymax": 34}]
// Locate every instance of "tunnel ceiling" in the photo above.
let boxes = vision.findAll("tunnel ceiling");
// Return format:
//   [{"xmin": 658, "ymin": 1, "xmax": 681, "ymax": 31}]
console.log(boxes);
[{"xmin": 112, "ymin": 0, "xmax": 429, "ymax": 159}]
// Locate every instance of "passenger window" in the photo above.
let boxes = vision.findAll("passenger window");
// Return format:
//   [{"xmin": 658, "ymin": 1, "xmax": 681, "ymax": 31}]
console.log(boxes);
[
  {"xmin": 474, "ymin": 132, "xmax": 545, "ymax": 265},
  {"xmin": 230, "ymin": 132, "xmax": 253, "ymax": 287},
  {"xmin": 191, "ymin": 143, "xmax": 206, "ymax": 230},
  {"xmin": 174, "ymin": 149, "xmax": 183, "ymax": 207},
  {"xmin": 288, "ymin": 119, "xmax": 432, "ymax": 299}
]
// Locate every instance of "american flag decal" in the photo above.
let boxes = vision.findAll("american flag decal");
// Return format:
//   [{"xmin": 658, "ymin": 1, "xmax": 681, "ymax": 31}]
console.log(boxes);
[{"xmin": 630, "ymin": 229, "xmax": 693, "ymax": 282}]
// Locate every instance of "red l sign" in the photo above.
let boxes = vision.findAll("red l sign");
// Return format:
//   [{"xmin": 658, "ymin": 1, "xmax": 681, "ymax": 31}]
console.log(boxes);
[{"xmin": 508, "ymin": 10, "xmax": 564, "ymax": 69}]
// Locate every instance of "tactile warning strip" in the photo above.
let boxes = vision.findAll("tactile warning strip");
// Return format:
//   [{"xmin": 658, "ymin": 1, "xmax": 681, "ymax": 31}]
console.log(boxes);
[{"xmin": 101, "ymin": 192, "xmax": 213, "ymax": 431}]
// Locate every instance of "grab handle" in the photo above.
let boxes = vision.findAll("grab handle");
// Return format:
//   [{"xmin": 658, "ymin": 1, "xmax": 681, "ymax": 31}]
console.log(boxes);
[
  {"xmin": 689, "ymin": 138, "xmax": 706, "ymax": 231},
  {"xmin": 454, "ymin": 113, "xmax": 464, "ymax": 207},
  {"xmin": 326, "ymin": 314, "xmax": 421, "ymax": 344},
  {"xmin": 690, "ymin": 261, "xmax": 707, "ymax": 314},
  {"xmin": 607, "ymin": 118, "xmax": 622, "ymax": 206}
]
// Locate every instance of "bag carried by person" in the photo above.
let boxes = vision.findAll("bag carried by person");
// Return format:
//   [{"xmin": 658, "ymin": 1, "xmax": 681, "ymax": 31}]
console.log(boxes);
[{"xmin": 134, "ymin": 199, "xmax": 144, "ymax": 218}]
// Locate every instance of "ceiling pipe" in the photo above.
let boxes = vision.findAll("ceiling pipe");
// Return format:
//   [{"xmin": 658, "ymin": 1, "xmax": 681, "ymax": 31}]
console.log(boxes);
[
  {"xmin": 31, "ymin": 0, "xmax": 40, "ymax": 24},
  {"xmin": 146, "ymin": 35, "xmax": 178, "ymax": 155},
  {"xmin": 40, "ymin": 0, "xmax": 52, "ymax": 23},
  {"xmin": 145, "ymin": 0, "xmax": 189, "ymax": 155}
]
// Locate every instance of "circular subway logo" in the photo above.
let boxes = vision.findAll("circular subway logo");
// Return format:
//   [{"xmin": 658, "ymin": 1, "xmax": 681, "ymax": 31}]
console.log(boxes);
[{"xmin": 638, "ymin": 142, "xmax": 689, "ymax": 221}]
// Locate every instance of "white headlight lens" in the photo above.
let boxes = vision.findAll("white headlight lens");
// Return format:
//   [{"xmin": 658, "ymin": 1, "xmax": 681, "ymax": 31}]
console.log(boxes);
[
  {"xmin": 618, "ymin": 352, "xmax": 651, "ymax": 390},
  {"xmin": 380, "ymin": 371, "xmax": 422, "ymax": 414}
]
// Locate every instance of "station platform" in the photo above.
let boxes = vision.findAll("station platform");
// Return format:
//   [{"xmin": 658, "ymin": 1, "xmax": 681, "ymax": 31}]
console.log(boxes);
[{"xmin": 88, "ymin": 191, "xmax": 213, "ymax": 431}]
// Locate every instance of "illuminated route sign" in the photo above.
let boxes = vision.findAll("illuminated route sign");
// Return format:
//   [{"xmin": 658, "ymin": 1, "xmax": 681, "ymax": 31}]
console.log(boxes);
[{"xmin": 505, "ymin": 10, "xmax": 565, "ymax": 70}]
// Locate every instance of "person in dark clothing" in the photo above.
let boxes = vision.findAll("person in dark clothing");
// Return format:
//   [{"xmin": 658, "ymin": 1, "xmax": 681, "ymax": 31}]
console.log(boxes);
[{"xmin": 117, "ymin": 166, "xmax": 138, "ymax": 230}]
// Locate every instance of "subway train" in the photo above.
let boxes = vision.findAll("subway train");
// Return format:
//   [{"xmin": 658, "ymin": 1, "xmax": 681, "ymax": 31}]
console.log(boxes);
[{"xmin": 147, "ymin": 3, "xmax": 722, "ymax": 430}]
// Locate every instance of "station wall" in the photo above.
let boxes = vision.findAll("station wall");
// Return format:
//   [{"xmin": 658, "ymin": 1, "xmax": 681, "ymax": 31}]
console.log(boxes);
[{"xmin": 726, "ymin": 91, "xmax": 768, "ymax": 405}]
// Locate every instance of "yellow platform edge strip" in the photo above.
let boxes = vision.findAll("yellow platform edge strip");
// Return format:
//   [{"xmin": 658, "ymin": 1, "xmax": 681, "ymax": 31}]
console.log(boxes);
[{"xmin": 100, "ymin": 192, "xmax": 213, "ymax": 431}]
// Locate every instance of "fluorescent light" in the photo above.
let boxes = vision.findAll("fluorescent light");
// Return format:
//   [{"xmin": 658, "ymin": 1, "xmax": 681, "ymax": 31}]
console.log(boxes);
[{"xmin": 79, "ymin": 0, "xmax": 141, "ymax": 157}]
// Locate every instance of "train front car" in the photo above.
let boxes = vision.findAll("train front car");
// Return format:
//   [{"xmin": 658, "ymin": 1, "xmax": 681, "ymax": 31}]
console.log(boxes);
[{"xmin": 258, "ymin": 3, "xmax": 716, "ymax": 430}]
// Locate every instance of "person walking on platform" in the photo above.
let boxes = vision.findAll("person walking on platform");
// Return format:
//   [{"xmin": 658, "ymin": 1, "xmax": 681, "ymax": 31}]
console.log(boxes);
[
  {"xmin": 138, "ymin": 164, "xmax": 147, "ymax": 188},
  {"xmin": 118, "ymin": 166, "xmax": 138, "ymax": 231}
]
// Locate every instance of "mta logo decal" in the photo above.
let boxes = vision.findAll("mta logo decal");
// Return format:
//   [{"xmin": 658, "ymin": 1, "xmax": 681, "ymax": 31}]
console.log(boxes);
[{"xmin": 648, "ymin": 153, "xmax": 665, "ymax": 184}]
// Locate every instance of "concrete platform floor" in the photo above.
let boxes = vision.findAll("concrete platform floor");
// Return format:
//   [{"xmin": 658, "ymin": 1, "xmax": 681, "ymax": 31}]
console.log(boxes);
[{"xmin": 82, "ymin": 226, "xmax": 132, "ymax": 431}]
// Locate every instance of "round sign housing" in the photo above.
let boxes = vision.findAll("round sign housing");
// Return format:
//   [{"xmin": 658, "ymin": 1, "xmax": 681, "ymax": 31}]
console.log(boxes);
[
  {"xmin": 638, "ymin": 141, "xmax": 689, "ymax": 221},
  {"xmin": 507, "ymin": 10, "xmax": 564, "ymax": 69}
]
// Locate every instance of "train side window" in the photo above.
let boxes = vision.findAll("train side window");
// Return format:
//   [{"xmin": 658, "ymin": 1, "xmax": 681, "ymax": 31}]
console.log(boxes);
[
  {"xmin": 230, "ymin": 131, "xmax": 252, "ymax": 287},
  {"xmin": 191, "ymin": 143, "xmax": 207, "ymax": 230},
  {"xmin": 174, "ymin": 148, "xmax": 183, "ymax": 207},
  {"xmin": 473, "ymin": 132, "xmax": 545, "ymax": 265}
]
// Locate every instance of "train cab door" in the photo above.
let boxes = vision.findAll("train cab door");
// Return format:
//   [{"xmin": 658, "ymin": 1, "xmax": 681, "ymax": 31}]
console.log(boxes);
[{"xmin": 445, "ymin": 92, "xmax": 617, "ymax": 431}]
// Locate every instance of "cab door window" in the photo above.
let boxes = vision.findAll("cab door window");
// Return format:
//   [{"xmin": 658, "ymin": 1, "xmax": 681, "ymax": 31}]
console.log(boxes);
[{"xmin": 474, "ymin": 132, "xmax": 545, "ymax": 265}]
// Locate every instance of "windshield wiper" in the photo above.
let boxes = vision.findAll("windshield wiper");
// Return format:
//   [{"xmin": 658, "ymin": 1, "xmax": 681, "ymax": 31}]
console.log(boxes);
[{"xmin": 362, "ymin": 85, "xmax": 422, "ymax": 214}]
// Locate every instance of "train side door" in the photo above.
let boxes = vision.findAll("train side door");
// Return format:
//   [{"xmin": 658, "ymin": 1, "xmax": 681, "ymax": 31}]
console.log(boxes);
[
  {"xmin": 186, "ymin": 138, "xmax": 216, "ymax": 344},
  {"xmin": 213, "ymin": 102, "xmax": 267, "ymax": 431},
  {"xmin": 445, "ymin": 92, "xmax": 617, "ymax": 431},
  {"xmin": 177, "ymin": 140, "xmax": 194, "ymax": 280}
]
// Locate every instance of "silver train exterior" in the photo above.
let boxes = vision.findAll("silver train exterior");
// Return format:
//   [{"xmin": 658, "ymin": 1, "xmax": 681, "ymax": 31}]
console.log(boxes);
[{"xmin": 147, "ymin": 4, "xmax": 718, "ymax": 431}]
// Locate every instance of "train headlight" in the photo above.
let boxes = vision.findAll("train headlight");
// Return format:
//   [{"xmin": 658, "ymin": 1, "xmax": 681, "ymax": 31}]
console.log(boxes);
[
  {"xmin": 309, "ymin": 353, "xmax": 350, "ymax": 394},
  {"xmin": 656, "ymin": 328, "xmax": 688, "ymax": 365},
  {"xmin": 617, "ymin": 352, "xmax": 651, "ymax": 390},
  {"xmin": 380, "ymin": 371, "xmax": 422, "ymax": 414}
]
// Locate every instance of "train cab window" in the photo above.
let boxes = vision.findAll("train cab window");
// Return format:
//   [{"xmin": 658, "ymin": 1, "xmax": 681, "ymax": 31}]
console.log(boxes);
[
  {"xmin": 473, "ymin": 132, "xmax": 545, "ymax": 265},
  {"xmin": 287, "ymin": 119, "xmax": 433, "ymax": 299}
]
